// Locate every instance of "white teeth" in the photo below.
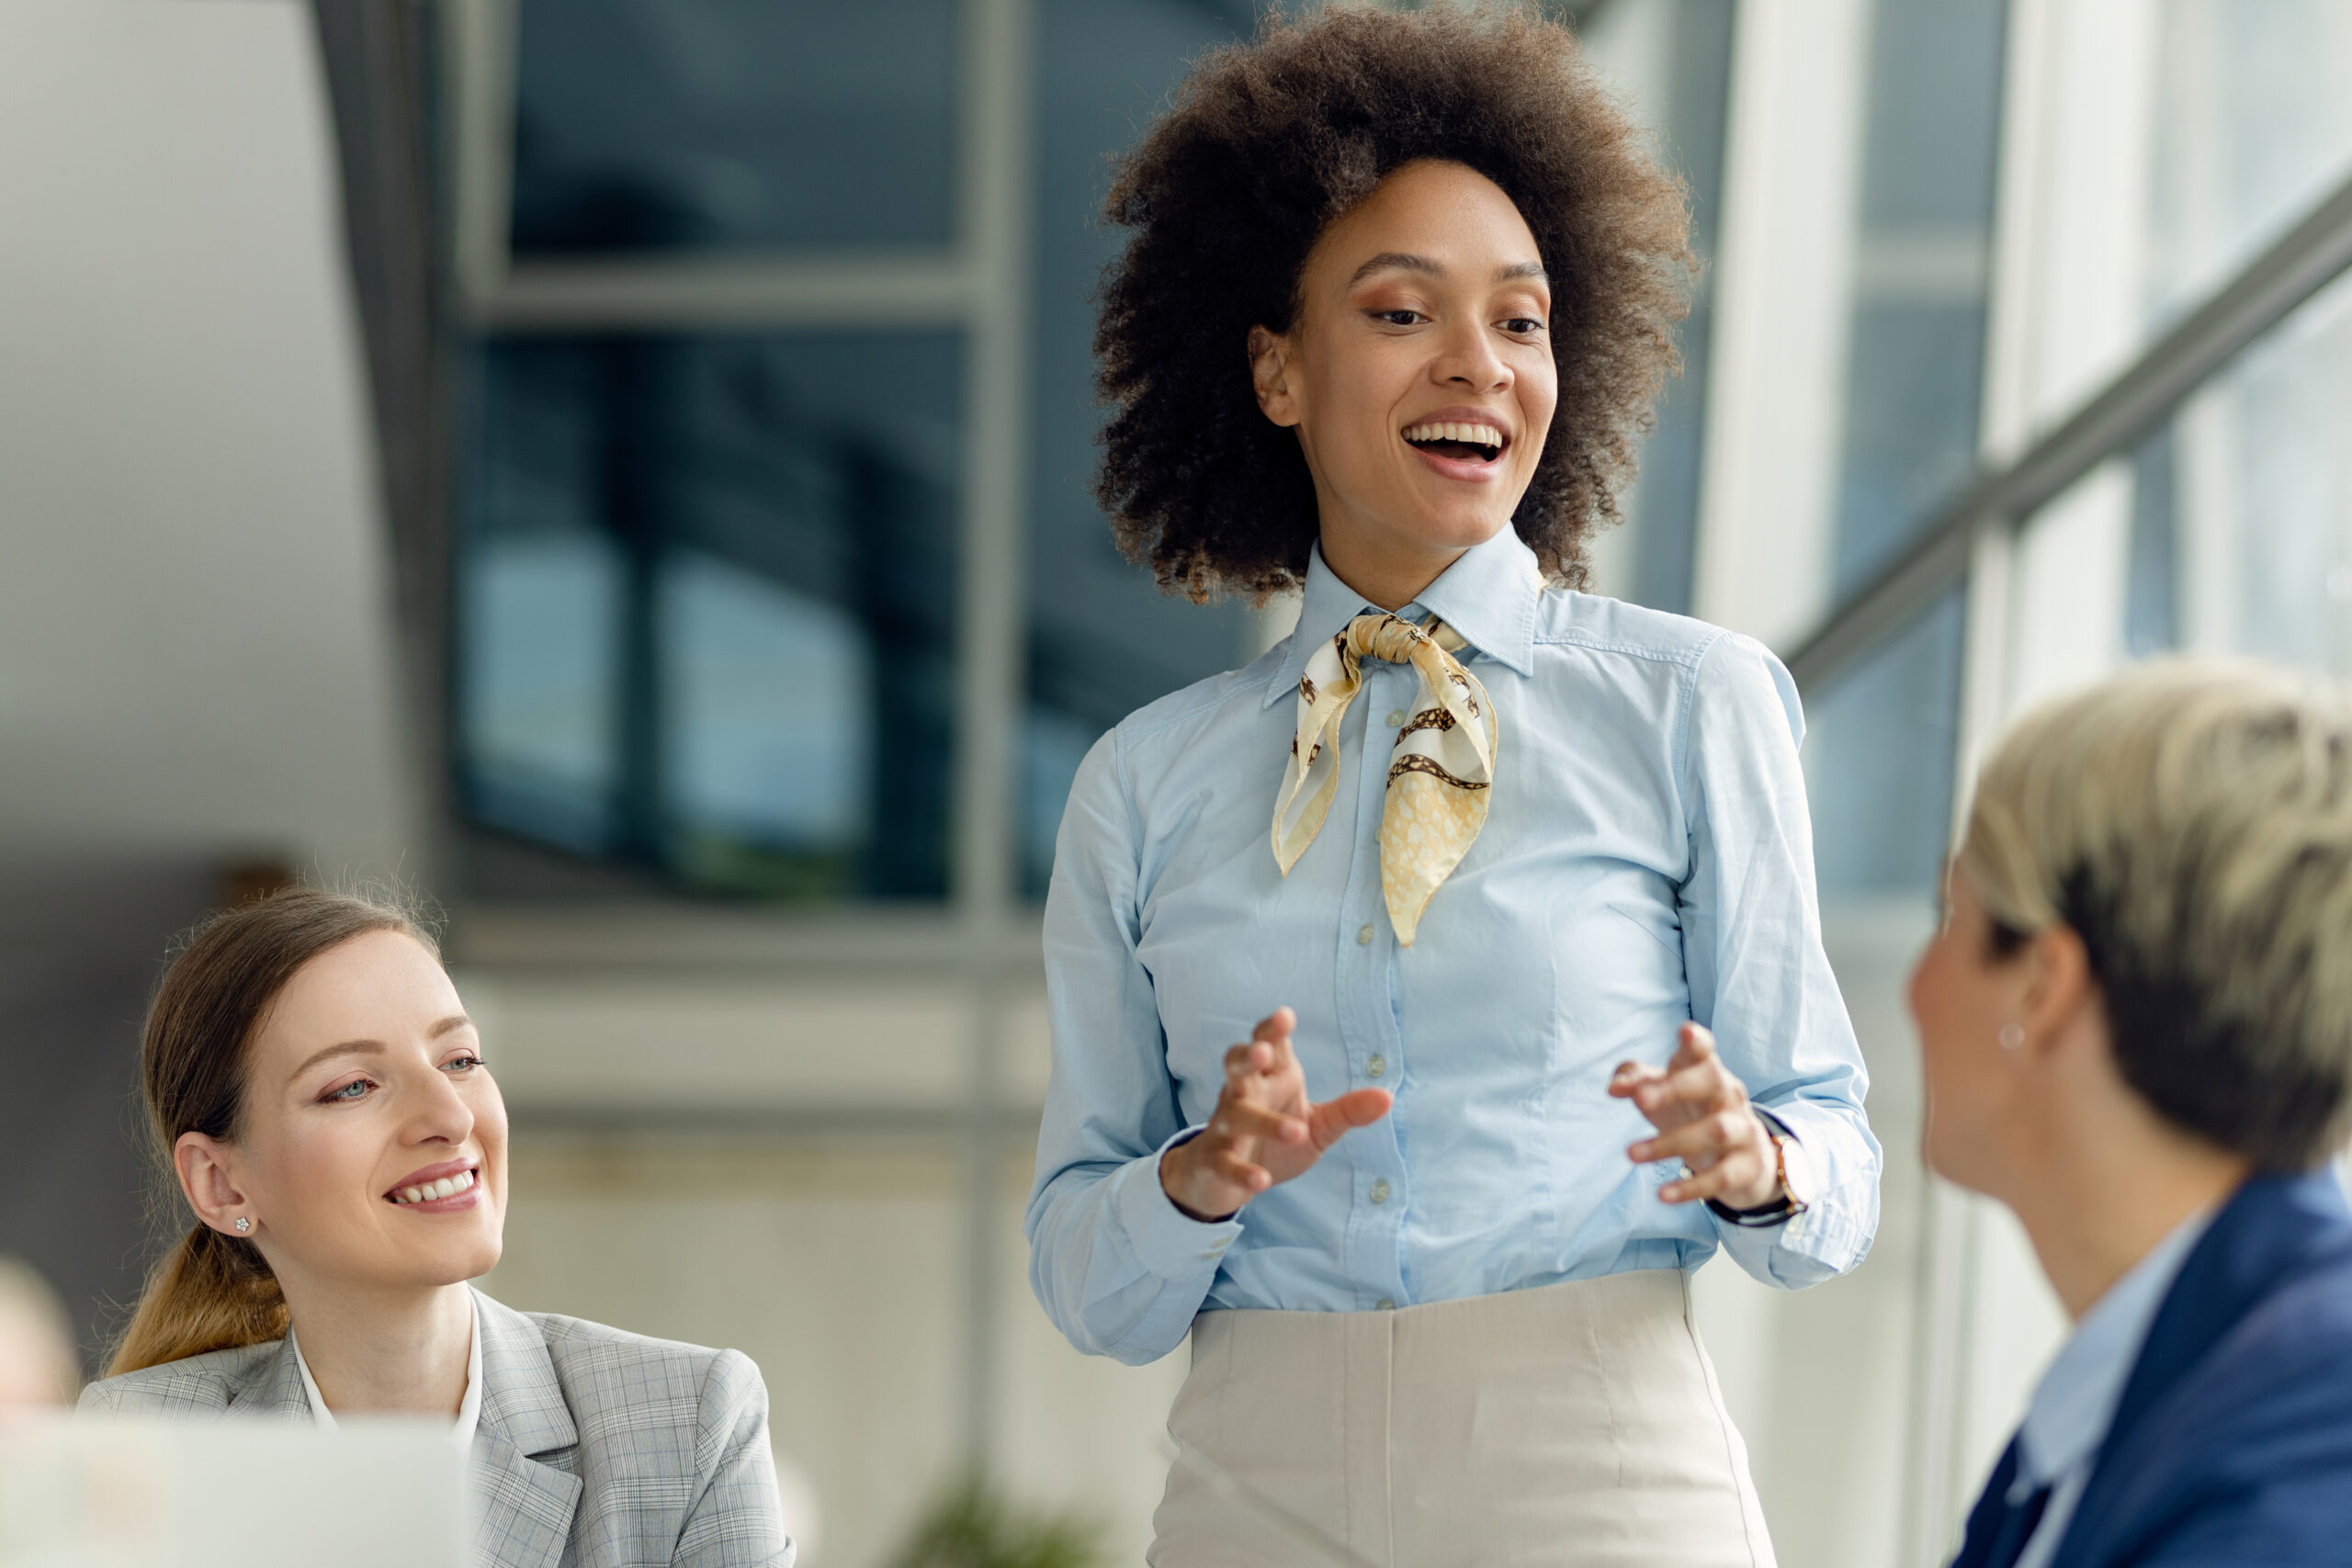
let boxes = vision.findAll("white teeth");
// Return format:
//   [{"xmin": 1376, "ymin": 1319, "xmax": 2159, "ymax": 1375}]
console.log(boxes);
[
  {"xmin": 1403, "ymin": 421, "xmax": 1505, "ymax": 449},
  {"xmin": 393, "ymin": 1169, "xmax": 476, "ymax": 1204}
]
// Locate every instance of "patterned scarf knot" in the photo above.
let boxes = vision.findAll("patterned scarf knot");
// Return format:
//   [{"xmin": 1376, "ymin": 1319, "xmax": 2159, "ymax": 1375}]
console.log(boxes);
[{"xmin": 1271, "ymin": 612, "xmax": 1498, "ymax": 945}]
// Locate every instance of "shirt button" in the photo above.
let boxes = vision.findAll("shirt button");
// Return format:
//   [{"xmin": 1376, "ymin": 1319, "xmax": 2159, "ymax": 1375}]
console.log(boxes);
[
  {"xmin": 1375, "ymin": 1297, "xmax": 1396, "ymax": 1311},
  {"xmin": 1356, "ymin": 923, "xmax": 1375, "ymax": 945},
  {"xmin": 1366, "ymin": 1054, "xmax": 1385, "ymax": 1078},
  {"xmin": 1370, "ymin": 1179, "xmax": 1391, "ymax": 1204},
  {"xmin": 1384, "ymin": 709, "xmax": 1407, "ymax": 728}
]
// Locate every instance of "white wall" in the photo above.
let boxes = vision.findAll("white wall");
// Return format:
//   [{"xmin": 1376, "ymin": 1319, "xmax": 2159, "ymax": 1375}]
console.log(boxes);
[{"xmin": 0, "ymin": 0, "xmax": 414, "ymax": 880}]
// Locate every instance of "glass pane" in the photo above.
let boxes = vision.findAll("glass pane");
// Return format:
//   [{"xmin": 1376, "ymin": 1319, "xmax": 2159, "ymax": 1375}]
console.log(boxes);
[
  {"xmin": 2139, "ymin": 269, "xmax": 2352, "ymax": 671},
  {"xmin": 1804, "ymin": 586, "xmax": 1966, "ymax": 897},
  {"xmin": 508, "ymin": 0, "xmax": 958, "ymax": 254},
  {"xmin": 456, "ymin": 331, "xmax": 961, "ymax": 898},
  {"xmin": 661, "ymin": 551, "xmax": 875, "ymax": 884},
  {"xmin": 1834, "ymin": 302, "xmax": 1991, "ymax": 591},
  {"xmin": 1603, "ymin": 0, "xmax": 1739, "ymax": 616},
  {"xmin": 1828, "ymin": 0, "xmax": 2007, "ymax": 595},
  {"xmin": 2149, "ymin": 1, "xmax": 2352, "ymax": 322},
  {"xmin": 459, "ymin": 527, "xmax": 626, "ymax": 853},
  {"xmin": 1790, "ymin": 596, "xmax": 1962, "ymax": 1568},
  {"xmin": 1019, "ymin": 0, "xmax": 1260, "ymax": 897}
]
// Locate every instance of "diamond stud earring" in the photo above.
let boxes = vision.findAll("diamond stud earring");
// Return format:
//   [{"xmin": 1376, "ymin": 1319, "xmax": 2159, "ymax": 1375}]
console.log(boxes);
[
  {"xmin": 1997, "ymin": 1023, "xmax": 2025, "ymax": 1051},
  {"xmin": 233, "ymin": 1216, "xmax": 253, "ymax": 1234}
]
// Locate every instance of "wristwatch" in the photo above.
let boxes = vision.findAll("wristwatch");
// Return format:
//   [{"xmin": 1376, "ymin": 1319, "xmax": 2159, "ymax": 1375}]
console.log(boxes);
[{"xmin": 1706, "ymin": 1115, "xmax": 1815, "ymax": 1228}]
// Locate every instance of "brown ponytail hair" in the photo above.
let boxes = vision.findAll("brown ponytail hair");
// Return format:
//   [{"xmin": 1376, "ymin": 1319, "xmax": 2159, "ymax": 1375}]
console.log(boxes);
[{"xmin": 109, "ymin": 888, "xmax": 435, "ymax": 1377}]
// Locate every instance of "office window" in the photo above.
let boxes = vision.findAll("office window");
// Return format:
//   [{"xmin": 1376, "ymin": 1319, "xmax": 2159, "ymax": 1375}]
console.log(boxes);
[
  {"xmin": 455, "ymin": 332, "xmax": 961, "ymax": 897},
  {"xmin": 1804, "ymin": 0, "xmax": 2006, "ymax": 896},
  {"xmin": 1019, "ymin": 0, "xmax": 1260, "ymax": 897},
  {"xmin": 2132, "ymin": 1, "xmax": 2352, "ymax": 673},
  {"xmin": 508, "ymin": 0, "xmax": 959, "ymax": 254},
  {"xmin": 1831, "ymin": 0, "xmax": 2007, "ymax": 596},
  {"xmin": 1611, "ymin": 0, "xmax": 1738, "ymax": 618},
  {"xmin": 1804, "ymin": 588, "xmax": 1966, "ymax": 897},
  {"xmin": 448, "ymin": 0, "xmax": 1746, "ymax": 906}
]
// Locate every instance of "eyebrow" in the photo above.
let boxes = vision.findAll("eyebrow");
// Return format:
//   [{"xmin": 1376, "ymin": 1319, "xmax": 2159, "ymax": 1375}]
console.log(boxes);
[
  {"xmin": 1347, "ymin": 253, "xmax": 1551, "ymax": 288},
  {"xmin": 288, "ymin": 1016, "xmax": 473, "ymax": 1082}
]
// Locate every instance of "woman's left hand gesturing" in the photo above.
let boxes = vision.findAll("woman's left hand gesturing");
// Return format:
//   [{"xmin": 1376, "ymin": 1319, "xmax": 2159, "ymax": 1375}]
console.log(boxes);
[{"xmin": 1610, "ymin": 1022, "xmax": 1780, "ymax": 1210}]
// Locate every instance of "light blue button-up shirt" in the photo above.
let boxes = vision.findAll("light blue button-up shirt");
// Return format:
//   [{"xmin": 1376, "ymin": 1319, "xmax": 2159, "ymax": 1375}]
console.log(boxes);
[
  {"xmin": 1024, "ymin": 528, "xmax": 1881, "ymax": 1366},
  {"xmin": 2006, "ymin": 1205, "xmax": 2218, "ymax": 1568}
]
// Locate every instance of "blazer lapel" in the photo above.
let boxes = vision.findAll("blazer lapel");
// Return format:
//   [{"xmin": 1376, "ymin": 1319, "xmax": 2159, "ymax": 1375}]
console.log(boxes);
[
  {"xmin": 2054, "ymin": 1171, "xmax": 2352, "ymax": 1568},
  {"xmin": 469, "ymin": 1290, "xmax": 583, "ymax": 1568},
  {"xmin": 224, "ymin": 1337, "xmax": 311, "ymax": 1419}
]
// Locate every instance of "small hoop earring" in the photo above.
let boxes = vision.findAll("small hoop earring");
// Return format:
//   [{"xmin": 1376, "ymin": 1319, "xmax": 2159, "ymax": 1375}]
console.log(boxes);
[
  {"xmin": 1998, "ymin": 1023, "xmax": 2026, "ymax": 1052},
  {"xmin": 233, "ymin": 1216, "xmax": 253, "ymax": 1234}
]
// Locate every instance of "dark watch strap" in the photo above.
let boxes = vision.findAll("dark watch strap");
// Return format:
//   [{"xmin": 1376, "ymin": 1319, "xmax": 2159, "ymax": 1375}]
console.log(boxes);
[
  {"xmin": 1707, "ymin": 1191, "xmax": 1797, "ymax": 1227},
  {"xmin": 1705, "ymin": 1109, "xmax": 1799, "ymax": 1227}
]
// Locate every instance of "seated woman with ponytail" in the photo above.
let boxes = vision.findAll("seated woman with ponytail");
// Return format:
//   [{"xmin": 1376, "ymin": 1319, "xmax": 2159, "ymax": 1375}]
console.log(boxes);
[{"xmin": 79, "ymin": 890, "xmax": 793, "ymax": 1568}]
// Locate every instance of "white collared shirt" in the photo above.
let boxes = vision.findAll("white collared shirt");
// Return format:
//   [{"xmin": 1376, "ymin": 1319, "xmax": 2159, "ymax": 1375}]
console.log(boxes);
[
  {"xmin": 2007, "ymin": 1206, "xmax": 2218, "ymax": 1568},
  {"xmin": 289, "ymin": 1291, "xmax": 483, "ymax": 1448}
]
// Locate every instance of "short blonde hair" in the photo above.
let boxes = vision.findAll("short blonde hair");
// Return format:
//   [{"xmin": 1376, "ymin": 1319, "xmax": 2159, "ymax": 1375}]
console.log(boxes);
[{"xmin": 1960, "ymin": 659, "xmax": 2352, "ymax": 1167}]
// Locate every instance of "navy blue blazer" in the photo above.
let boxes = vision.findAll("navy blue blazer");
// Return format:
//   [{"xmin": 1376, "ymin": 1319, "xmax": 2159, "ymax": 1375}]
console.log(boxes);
[{"xmin": 1953, "ymin": 1170, "xmax": 2352, "ymax": 1568}]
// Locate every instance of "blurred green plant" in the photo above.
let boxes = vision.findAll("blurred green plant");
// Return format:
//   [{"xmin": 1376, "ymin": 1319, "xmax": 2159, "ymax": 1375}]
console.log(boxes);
[{"xmin": 884, "ymin": 1473, "xmax": 1106, "ymax": 1568}]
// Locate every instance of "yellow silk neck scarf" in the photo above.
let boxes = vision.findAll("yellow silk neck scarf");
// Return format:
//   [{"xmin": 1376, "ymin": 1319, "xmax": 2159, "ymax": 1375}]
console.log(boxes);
[{"xmin": 1272, "ymin": 613, "xmax": 1498, "ymax": 945}]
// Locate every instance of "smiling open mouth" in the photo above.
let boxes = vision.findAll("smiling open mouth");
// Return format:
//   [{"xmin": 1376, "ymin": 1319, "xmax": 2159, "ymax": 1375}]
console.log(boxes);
[
  {"xmin": 388, "ymin": 1166, "xmax": 478, "ymax": 1206},
  {"xmin": 1403, "ymin": 420, "xmax": 1506, "ymax": 463}
]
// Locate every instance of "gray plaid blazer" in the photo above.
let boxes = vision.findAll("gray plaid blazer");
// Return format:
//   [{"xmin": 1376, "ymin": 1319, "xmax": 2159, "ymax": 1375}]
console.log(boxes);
[{"xmin": 78, "ymin": 1290, "xmax": 793, "ymax": 1568}]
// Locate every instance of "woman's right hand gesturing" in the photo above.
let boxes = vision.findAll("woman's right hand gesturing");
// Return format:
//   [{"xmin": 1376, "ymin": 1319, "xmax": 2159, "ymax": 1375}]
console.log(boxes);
[{"xmin": 1159, "ymin": 1007, "xmax": 1394, "ymax": 1222}]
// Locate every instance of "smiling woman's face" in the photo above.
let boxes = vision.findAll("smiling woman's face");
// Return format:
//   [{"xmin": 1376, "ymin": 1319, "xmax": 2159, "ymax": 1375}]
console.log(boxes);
[
  {"xmin": 1251, "ymin": 159, "xmax": 1557, "ymax": 592},
  {"xmin": 179, "ymin": 930, "xmax": 507, "ymax": 1297}
]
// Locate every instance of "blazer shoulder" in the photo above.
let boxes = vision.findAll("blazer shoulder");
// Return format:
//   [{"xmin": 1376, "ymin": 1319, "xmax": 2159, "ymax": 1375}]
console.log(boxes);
[
  {"xmin": 77, "ymin": 1339, "xmax": 284, "ymax": 1416},
  {"xmin": 528, "ymin": 1312, "xmax": 766, "ymax": 1427},
  {"xmin": 2190, "ymin": 1245, "xmax": 2352, "ymax": 1432},
  {"xmin": 2073, "ymin": 1244, "xmax": 2352, "ymax": 1565}
]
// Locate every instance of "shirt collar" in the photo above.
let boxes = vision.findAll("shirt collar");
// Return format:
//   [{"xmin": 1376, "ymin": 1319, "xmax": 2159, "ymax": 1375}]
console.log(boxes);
[
  {"xmin": 1262, "ymin": 528, "xmax": 1544, "ymax": 707},
  {"xmin": 290, "ymin": 1290, "xmax": 483, "ymax": 1447},
  {"xmin": 2014, "ymin": 1204, "xmax": 2220, "ymax": 1492}
]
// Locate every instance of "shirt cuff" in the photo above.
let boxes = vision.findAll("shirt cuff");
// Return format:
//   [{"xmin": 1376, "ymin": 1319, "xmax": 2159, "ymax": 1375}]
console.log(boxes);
[
  {"xmin": 1708, "ymin": 1106, "xmax": 1877, "ymax": 1288},
  {"xmin": 1109, "ymin": 1123, "xmax": 1245, "ymax": 1280}
]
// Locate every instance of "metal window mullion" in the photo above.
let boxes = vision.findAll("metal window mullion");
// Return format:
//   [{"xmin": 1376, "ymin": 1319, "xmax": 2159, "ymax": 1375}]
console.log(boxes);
[
  {"xmin": 951, "ymin": 0, "xmax": 1037, "ymax": 1473},
  {"xmin": 480, "ymin": 254, "xmax": 975, "ymax": 331},
  {"xmin": 443, "ymin": 0, "xmax": 516, "ymax": 313},
  {"xmin": 1894, "ymin": 511, "xmax": 2015, "ymax": 1568},
  {"xmin": 1785, "ymin": 161, "xmax": 2352, "ymax": 700},
  {"xmin": 949, "ymin": 0, "xmax": 1033, "ymax": 926}
]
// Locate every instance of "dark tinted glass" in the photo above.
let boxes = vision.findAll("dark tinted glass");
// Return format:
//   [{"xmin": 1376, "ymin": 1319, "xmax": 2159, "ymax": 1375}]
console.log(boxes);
[
  {"xmin": 1019, "ymin": 0, "xmax": 1260, "ymax": 896},
  {"xmin": 1618, "ymin": 0, "xmax": 1737, "ymax": 616},
  {"xmin": 1834, "ymin": 301, "xmax": 1990, "ymax": 592},
  {"xmin": 1804, "ymin": 586, "xmax": 1965, "ymax": 896},
  {"xmin": 508, "ymin": 0, "xmax": 959, "ymax": 254},
  {"xmin": 1828, "ymin": 0, "xmax": 2007, "ymax": 597},
  {"xmin": 456, "ymin": 332, "xmax": 961, "ymax": 897}
]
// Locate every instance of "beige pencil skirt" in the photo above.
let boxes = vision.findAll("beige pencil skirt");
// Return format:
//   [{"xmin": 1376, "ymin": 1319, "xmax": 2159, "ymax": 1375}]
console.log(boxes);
[{"xmin": 1149, "ymin": 1269, "xmax": 1774, "ymax": 1568}]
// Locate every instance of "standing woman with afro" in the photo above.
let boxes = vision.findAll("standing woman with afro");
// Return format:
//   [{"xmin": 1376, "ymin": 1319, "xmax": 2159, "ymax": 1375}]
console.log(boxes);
[{"xmin": 1025, "ymin": 8, "xmax": 1879, "ymax": 1565}]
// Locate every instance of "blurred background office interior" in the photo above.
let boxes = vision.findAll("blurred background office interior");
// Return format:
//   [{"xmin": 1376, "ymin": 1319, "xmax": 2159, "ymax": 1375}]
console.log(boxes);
[{"xmin": 4, "ymin": 0, "xmax": 2351, "ymax": 1562}]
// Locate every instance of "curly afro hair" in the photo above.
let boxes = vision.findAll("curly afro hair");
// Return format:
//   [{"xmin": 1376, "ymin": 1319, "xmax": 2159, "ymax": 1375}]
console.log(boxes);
[{"xmin": 1094, "ymin": 4, "xmax": 1694, "ymax": 602}]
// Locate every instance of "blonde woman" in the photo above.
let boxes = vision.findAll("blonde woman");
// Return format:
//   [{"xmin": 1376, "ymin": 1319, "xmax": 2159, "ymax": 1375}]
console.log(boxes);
[
  {"xmin": 79, "ymin": 890, "xmax": 793, "ymax": 1568},
  {"xmin": 1914, "ymin": 660, "xmax": 2352, "ymax": 1568}
]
